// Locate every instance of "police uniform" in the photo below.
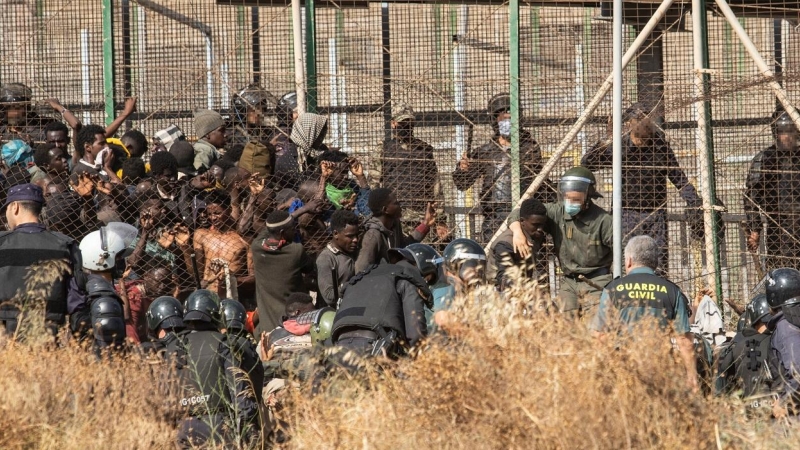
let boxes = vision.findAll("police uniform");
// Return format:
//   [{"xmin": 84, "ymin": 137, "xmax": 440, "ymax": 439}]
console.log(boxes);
[
  {"xmin": 332, "ymin": 262, "xmax": 431, "ymax": 357},
  {"xmin": 582, "ymin": 133, "xmax": 701, "ymax": 273},
  {"xmin": 509, "ymin": 200, "xmax": 613, "ymax": 316},
  {"xmin": 717, "ymin": 327, "xmax": 773, "ymax": 398},
  {"xmin": 744, "ymin": 144, "xmax": 800, "ymax": 271},
  {"xmin": 453, "ymin": 132, "xmax": 557, "ymax": 243},
  {"xmin": 589, "ymin": 266, "xmax": 691, "ymax": 334},
  {"xmin": 0, "ymin": 184, "xmax": 86, "ymax": 336},
  {"xmin": 767, "ymin": 310, "xmax": 800, "ymax": 414},
  {"xmin": 164, "ymin": 327, "xmax": 260, "ymax": 449}
]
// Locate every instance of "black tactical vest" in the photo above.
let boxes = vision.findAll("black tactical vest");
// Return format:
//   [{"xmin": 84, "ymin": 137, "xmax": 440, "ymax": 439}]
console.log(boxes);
[
  {"xmin": 732, "ymin": 331, "xmax": 773, "ymax": 397},
  {"xmin": 604, "ymin": 272, "xmax": 681, "ymax": 321},
  {"xmin": 227, "ymin": 333, "xmax": 265, "ymax": 404},
  {"xmin": 0, "ymin": 229, "xmax": 75, "ymax": 323},
  {"xmin": 169, "ymin": 330, "xmax": 228, "ymax": 416},
  {"xmin": 332, "ymin": 264, "xmax": 431, "ymax": 341}
]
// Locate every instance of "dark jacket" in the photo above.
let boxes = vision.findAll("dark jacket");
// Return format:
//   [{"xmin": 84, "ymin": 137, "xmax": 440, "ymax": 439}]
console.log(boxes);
[
  {"xmin": 452, "ymin": 132, "xmax": 556, "ymax": 213},
  {"xmin": 354, "ymin": 217, "xmax": 427, "ymax": 274},
  {"xmin": 382, "ymin": 137, "xmax": 439, "ymax": 211},
  {"xmin": 251, "ymin": 233, "xmax": 315, "ymax": 335},
  {"xmin": 743, "ymin": 145, "xmax": 800, "ymax": 233},
  {"xmin": 491, "ymin": 227, "xmax": 537, "ymax": 289},
  {"xmin": 769, "ymin": 311, "xmax": 800, "ymax": 408},
  {"xmin": 581, "ymin": 134, "xmax": 700, "ymax": 211},
  {"xmin": 316, "ymin": 243, "xmax": 356, "ymax": 307}
]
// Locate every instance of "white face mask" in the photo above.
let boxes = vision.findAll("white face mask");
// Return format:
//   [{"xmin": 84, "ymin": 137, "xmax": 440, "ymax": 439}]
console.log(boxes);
[{"xmin": 498, "ymin": 119, "xmax": 511, "ymax": 138}]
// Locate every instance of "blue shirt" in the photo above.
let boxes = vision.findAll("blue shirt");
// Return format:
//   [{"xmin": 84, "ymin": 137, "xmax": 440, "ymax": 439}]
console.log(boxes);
[{"xmin": 590, "ymin": 267, "xmax": 690, "ymax": 334}]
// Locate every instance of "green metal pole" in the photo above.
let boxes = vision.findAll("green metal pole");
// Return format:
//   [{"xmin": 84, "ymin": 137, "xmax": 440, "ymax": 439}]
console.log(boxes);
[
  {"xmin": 305, "ymin": 0, "xmax": 318, "ymax": 113},
  {"xmin": 509, "ymin": 0, "xmax": 521, "ymax": 204},
  {"xmin": 694, "ymin": 0, "xmax": 723, "ymax": 304},
  {"xmin": 102, "ymin": 0, "xmax": 116, "ymax": 126}
]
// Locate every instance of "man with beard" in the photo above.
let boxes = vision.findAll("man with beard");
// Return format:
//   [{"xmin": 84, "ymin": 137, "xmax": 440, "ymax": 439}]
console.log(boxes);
[{"xmin": 744, "ymin": 111, "xmax": 800, "ymax": 271}]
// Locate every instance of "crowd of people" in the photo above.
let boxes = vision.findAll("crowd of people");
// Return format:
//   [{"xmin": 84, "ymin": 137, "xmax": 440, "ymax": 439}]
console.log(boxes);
[{"xmin": 1, "ymin": 80, "xmax": 800, "ymax": 446}]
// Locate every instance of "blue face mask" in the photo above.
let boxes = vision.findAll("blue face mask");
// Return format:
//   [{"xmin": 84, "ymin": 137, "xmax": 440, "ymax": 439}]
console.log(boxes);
[{"xmin": 564, "ymin": 201, "xmax": 582, "ymax": 216}]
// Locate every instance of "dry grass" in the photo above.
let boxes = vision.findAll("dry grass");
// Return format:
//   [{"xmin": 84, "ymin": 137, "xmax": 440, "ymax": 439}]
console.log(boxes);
[{"xmin": 0, "ymin": 274, "xmax": 798, "ymax": 449}]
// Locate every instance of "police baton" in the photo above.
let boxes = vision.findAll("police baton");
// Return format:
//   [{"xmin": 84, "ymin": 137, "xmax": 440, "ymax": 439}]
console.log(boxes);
[
  {"xmin": 577, "ymin": 274, "xmax": 606, "ymax": 293},
  {"xmin": 331, "ymin": 267, "xmax": 340, "ymax": 305}
]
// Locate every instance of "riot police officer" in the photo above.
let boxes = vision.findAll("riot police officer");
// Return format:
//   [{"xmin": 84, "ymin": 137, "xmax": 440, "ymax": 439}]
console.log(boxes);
[
  {"xmin": 453, "ymin": 93, "xmax": 555, "ymax": 242},
  {"xmin": 84, "ymin": 276, "xmax": 126, "ymax": 353},
  {"xmin": 717, "ymin": 294, "xmax": 773, "ymax": 399},
  {"xmin": 0, "ymin": 183, "xmax": 86, "ymax": 338},
  {"xmin": 143, "ymin": 295, "xmax": 185, "ymax": 353},
  {"xmin": 229, "ymin": 84, "xmax": 278, "ymax": 148},
  {"xmin": 220, "ymin": 298, "xmax": 264, "ymax": 407},
  {"xmin": 745, "ymin": 112, "xmax": 800, "ymax": 271},
  {"xmin": 765, "ymin": 268, "xmax": 800, "ymax": 419},
  {"xmin": 165, "ymin": 289, "xmax": 260, "ymax": 449},
  {"xmin": 0, "ymin": 82, "xmax": 57, "ymax": 144},
  {"xmin": 331, "ymin": 259, "xmax": 431, "ymax": 359},
  {"xmin": 271, "ymin": 91, "xmax": 301, "ymax": 187}
]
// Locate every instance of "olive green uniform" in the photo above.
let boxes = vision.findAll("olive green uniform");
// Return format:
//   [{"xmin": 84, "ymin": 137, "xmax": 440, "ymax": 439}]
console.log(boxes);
[{"xmin": 508, "ymin": 201, "xmax": 613, "ymax": 316}]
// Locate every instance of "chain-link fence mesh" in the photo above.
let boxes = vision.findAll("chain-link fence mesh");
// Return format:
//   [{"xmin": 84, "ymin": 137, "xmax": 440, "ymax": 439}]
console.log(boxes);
[{"xmin": 1, "ymin": 0, "xmax": 799, "ymax": 309}]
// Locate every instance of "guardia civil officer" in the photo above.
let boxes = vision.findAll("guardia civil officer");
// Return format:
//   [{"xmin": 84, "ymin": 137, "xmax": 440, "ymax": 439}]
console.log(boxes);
[
  {"xmin": 590, "ymin": 235, "xmax": 699, "ymax": 392},
  {"xmin": 764, "ymin": 268, "xmax": 800, "ymax": 420},
  {"xmin": 220, "ymin": 298, "xmax": 264, "ymax": 407},
  {"xmin": 508, "ymin": 166, "xmax": 612, "ymax": 318},
  {"xmin": 165, "ymin": 289, "xmax": 260, "ymax": 449},
  {"xmin": 744, "ymin": 112, "xmax": 800, "ymax": 271},
  {"xmin": 0, "ymin": 183, "xmax": 86, "ymax": 338},
  {"xmin": 716, "ymin": 294, "xmax": 773, "ymax": 399}
]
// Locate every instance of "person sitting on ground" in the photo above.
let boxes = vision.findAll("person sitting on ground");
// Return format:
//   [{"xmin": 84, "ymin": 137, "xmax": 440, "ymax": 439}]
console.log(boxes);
[
  {"xmin": 251, "ymin": 211, "xmax": 316, "ymax": 334},
  {"xmin": 355, "ymin": 187, "xmax": 435, "ymax": 273},
  {"xmin": 316, "ymin": 209, "xmax": 360, "ymax": 307}
]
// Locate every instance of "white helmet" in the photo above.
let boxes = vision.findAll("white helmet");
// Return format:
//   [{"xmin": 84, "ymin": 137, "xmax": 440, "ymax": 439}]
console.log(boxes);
[{"xmin": 80, "ymin": 223, "xmax": 138, "ymax": 271}]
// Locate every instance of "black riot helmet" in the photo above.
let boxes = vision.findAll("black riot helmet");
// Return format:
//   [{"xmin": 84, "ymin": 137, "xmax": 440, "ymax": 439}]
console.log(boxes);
[
  {"xmin": 746, "ymin": 294, "xmax": 772, "ymax": 327},
  {"xmin": 487, "ymin": 93, "xmax": 511, "ymax": 116},
  {"xmin": 772, "ymin": 111, "xmax": 798, "ymax": 137},
  {"xmin": 405, "ymin": 243, "xmax": 444, "ymax": 285},
  {"xmin": 220, "ymin": 298, "xmax": 247, "ymax": 333},
  {"xmin": 766, "ymin": 268, "xmax": 800, "ymax": 309},
  {"xmin": 233, "ymin": 84, "xmax": 277, "ymax": 125},
  {"xmin": 146, "ymin": 296, "xmax": 185, "ymax": 332},
  {"xmin": 443, "ymin": 238, "xmax": 486, "ymax": 285},
  {"xmin": 184, "ymin": 289, "xmax": 221, "ymax": 323},
  {"xmin": 0, "ymin": 83, "xmax": 32, "ymax": 104},
  {"xmin": 276, "ymin": 91, "xmax": 299, "ymax": 127}
]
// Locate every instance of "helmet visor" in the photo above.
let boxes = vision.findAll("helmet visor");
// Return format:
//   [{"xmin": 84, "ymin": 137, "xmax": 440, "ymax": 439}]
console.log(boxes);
[{"xmin": 558, "ymin": 176, "xmax": 591, "ymax": 197}]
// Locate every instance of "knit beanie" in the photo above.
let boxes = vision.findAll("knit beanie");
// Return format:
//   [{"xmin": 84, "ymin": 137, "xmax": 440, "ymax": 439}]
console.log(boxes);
[{"xmin": 194, "ymin": 109, "xmax": 225, "ymax": 139}]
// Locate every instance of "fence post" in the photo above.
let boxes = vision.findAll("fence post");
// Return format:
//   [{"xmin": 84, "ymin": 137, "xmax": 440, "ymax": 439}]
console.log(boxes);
[
  {"xmin": 102, "ymin": 0, "xmax": 116, "ymax": 126},
  {"xmin": 509, "ymin": 0, "xmax": 521, "ymax": 205},
  {"xmin": 693, "ymin": 0, "xmax": 723, "ymax": 301},
  {"xmin": 291, "ymin": 0, "xmax": 306, "ymax": 114},
  {"xmin": 305, "ymin": 0, "xmax": 318, "ymax": 113},
  {"xmin": 611, "ymin": 0, "xmax": 623, "ymax": 278}
]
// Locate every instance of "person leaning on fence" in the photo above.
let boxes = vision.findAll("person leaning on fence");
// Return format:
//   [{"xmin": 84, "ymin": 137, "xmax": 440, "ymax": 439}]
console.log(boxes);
[
  {"xmin": 193, "ymin": 109, "xmax": 226, "ymax": 174},
  {"xmin": 744, "ymin": 111, "xmax": 800, "ymax": 272},
  {"xmin": 270, "ymin": 91, "xmax": 301, "ymax": 188},
  {"xmin": 0, "ymin": 183, "xmax": 87, "ymax": 338},
  {"xmin": 289, "ymin": 112, "xmax": 329, "ymax": 175},
  {"xmin": 381, "ymin": 102, "xmax": 440, "ymax": 221},
  {"xmin": 453, "ymin": 92, "xmax": 556, "ymax": 243},
  {"xmin": 355, "ymin": 187, "xmax": 436, "ymax": 273},
  {"xmin": 491, "ymin": 198, "xmax": 547, "ymax": 291},
  {"xmin": 581, "ymin": 103, "xmax": 702, "ymax": 274},
  {"xmin": 0, "ymin": 83, "xmax": 57, "ymax": 145},
  {"xmin": 589, "ymin": 235, "xmax": 699, "ymax": 392},
  {"xmin": 228, "ymin": 83, "xmax": 278, "ymax": 150},
  {"xmin": 316, "ymin": 209, "xmax": 360, "ymax": 307},
  {"xmin": 508, "ymin": 166, "xmax": 612, "ymax": 318}
]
